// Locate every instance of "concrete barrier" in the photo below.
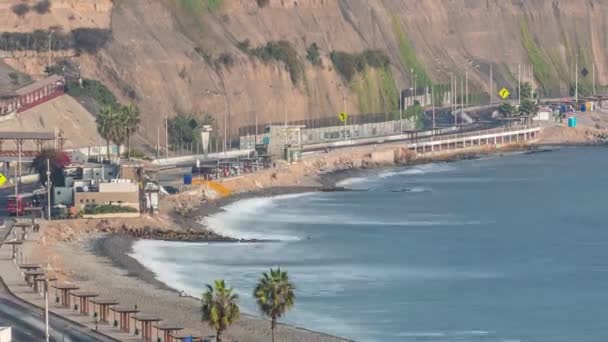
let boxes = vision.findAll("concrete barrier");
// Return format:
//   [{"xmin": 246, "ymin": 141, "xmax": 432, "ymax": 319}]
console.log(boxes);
[{"xmin": 371, "ymin": 150, "xmax": 395, "ymax": 164}]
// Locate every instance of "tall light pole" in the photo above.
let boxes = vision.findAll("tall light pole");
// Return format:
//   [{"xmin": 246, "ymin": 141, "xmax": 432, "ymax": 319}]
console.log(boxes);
[
  {"xmin": 490, "ymin": 64, "xmax": 493, "ymax": 104},
  {"xmin": 431, "ymin": 84, "xmax": 436, "ymax": 130},
  {"xmin": 518, "ymin": 63, "xmax": 521, "ymax": 105},
  {"xmin": 164, "ymin": 116, "xmax": 168, "ymax": 159},
  {"xmin": 44, "ymin": 278, "xmax": 49, "ymax": 342},
  {"xmin": 46, "ymin": 159, "xmax": 51, "ymax": 220},
  {"xmin": 575, "ymin": 55, "xmax": 579, "ymax": 104},
  {"xmin": 399, "ymin": 91, "xmax": 403, "ymax": 133},
  {"xmin": 47, "ymin": 31, "xmax": 53, "ymax": 71}
]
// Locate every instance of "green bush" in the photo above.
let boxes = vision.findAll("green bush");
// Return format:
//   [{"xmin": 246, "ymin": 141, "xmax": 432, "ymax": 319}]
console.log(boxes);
[
  {"xmin": 66, "ymin": 79, "xmax": 118, "ymax": 108},
  {"xmin": 247, "ymin": 41, "xmax": 304, "ymax": 84},
  {"xmin": 306, "ymin": 43, "xmax": 322, "ymax": 67},
  {"xmin": 256, "ymin": 0, "xmax": 270, "ymax": 7},
  {"xmin": 11, "ymin": 3, "xmax": 30, "ymax": 17},
  {"xmin": 84, "ymin": 205, "xmax": 139, "ymax": 215},
  {"xmin": 330, "ymin": 49, "xmax": 391, "ymax": 82}
]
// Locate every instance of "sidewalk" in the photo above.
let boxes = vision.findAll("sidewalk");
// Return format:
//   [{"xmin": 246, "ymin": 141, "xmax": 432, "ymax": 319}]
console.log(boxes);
[{"xmin": 0, "ymin": 220, "xmax": 141, "ymax": 341}]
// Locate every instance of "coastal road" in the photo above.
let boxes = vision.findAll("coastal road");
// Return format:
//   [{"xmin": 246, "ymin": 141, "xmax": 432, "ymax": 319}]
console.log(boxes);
[{"xmin": 0, "ymin": 286, "xmax": 114, "ymax": 341}]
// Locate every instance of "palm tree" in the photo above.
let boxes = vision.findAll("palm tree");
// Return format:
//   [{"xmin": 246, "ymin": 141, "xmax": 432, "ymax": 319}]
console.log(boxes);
[
  {"xmin": 201, "ymin": 280, "xmax": 240, "ymax": 342},
  {"xmin": 253, "ymin": 268, "xmax": 296, "ymax": 342},
  {"xmin": 121, "ymin": 104, "xmax": 140, "ymax": 158},
  {"xmin": 96, "ymin": 105, "xmax": 118, "ymax": 160}
]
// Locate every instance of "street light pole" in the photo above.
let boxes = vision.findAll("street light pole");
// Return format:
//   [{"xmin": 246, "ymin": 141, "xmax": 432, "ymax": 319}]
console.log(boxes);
[
  {"xmin": 46, "ymin": 159, "xmax": 51, "ymax": 220},
  {"xmin": 44, "ymin": 278, "xmax": 49, "ymax": 342},
  {"xmin": 47, "ymin": 31, "xmax": 53, "ymax": 71},
  {"xmin": 490, "ymin": 64, "xmax": 493, "ymax": 104},
  {"xmin": 431, "ymin": 84, "xmax": 436, "ymax": 130}
]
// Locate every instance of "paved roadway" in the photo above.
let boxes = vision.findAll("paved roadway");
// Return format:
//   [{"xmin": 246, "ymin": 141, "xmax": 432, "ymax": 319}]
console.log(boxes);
[{"xmin": 0, "ymin": 287, "xmax": 111, "ymax": 341}]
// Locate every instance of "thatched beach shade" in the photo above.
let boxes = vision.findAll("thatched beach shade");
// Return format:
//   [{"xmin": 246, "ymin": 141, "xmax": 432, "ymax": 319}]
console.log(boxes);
[
  {"xmin": 154, "ymin": 323, "xmax": 183, "ymax": 342},
  {"xmin": 51, "ymin": 283, "xmax": 79, "ymax": 308},
  {"xmin": 4, "ymin": 240, "xmax": 22, "ymax": 261},
  {"xmin": 133, "ymin": 314, "xmax": 162, "ymax": 341},
  {"xmin": 90, "ymin": 299, "xmax": 119, "ymax": 324},
  {"xmin": 70, "ymin": 291, "xmax": 99, "ymax": 316},
  {"xmin": 109, "ymin": 306, "xmax": 139, "ymax": 333}
]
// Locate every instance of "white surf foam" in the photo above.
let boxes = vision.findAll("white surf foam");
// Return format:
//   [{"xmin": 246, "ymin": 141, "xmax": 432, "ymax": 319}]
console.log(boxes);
[
  {"xmin": 335, "ymin": 176, "xmax": 369, "ymax": 186},
  {"xmin": 379, "ymin": 163, "xmax": 455, "ymax": 179}
]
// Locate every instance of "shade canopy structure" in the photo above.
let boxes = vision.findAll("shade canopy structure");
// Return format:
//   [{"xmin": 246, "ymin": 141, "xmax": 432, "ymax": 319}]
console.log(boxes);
[
  {"xmin": 90, "ymin": 299, "xmax": 119, "ymax": 323},
  {"xmin": 109, "ymin": 306, "xmax": 140, "ymax": 333},
  {"xmin": 71, "ymin": 291, "xmax": 99, "ymax": 316},
  {"xmin": 133, "ymin": 315, "xmax": 162, "ymax": 341},
  {"xmin": 155, "ymin": 324, "xmax": 184, "ymax": 342},
  {"xmin": 51, "ymin": 283, "xmax": 80, "ymax": 307}
]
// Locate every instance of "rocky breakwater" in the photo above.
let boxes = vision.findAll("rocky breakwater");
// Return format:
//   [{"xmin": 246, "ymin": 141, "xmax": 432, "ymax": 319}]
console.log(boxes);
[{"xmin": 118, "ymin": 226, "xmax": 269, "ymax": 243}]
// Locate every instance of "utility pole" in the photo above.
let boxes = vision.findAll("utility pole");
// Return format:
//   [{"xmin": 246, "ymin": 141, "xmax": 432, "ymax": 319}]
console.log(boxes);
[
  {"xmin": 490, "ymin": 64, "xmax": 493, "ymax": 104},
  {"xmin": 465, "ymin": 67, "xmax": 469, "ymax": 106},
  {"xmin": 342, "ymin": 92, "xmax": 347, "ymax": 142},
  {"xmin": 410, "ymin": 68, "xmax": 414, "ymax": 108},
  {"xmin": 47, "ymin": 31, "xmax": 53, "ymax": 71},
  {"xmin": 593, "ymin": 63, "xmax": 596, "ymax": 95},
  {"xmin": 156, "ymin": 127, "xmax": 160, "ymax": 159},
  {"xmin": 164, "ymin": 116, "xmax": 168, "ymax": 159},
  {"xmin": 516, "ymin": 64, "xmax": 521, "ymax": 104},
  {"xmin": 46, "ymin": 159, "xmax": 51, "ymax": 220},
  {"xmin": 44, "ymin": 278, "xmax": 49, "ymax": 342},
  {"xmin": 399, "ymin": 91, "xmax": 403, "ymax": 133},
  {"xmin": 223, "ymin": 103, "xmax": 227, "ymax": 154},
  {"xmin": 431, "ymin": 84, "xmax": 436, "ymax": 130},
  {"xmin": 575, "ymin": 55, "xmax": 579, "ymax": 104},
  {"xmin": 460, "ymin": 77, "xmax": 464, "ymax": 125}
]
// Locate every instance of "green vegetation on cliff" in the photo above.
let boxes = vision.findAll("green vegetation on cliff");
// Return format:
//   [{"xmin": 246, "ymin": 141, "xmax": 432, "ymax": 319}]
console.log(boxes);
[
  {"xmin": 519, "ymin": 18, "xmax": 554, "ymax": 94},
  {"xmin": 239, "ymin": 40, "xmax": 304, "ymax": 85},
  {"xmin": 391, "ymin": 17, "xmax": 431, "ymax": 87}
]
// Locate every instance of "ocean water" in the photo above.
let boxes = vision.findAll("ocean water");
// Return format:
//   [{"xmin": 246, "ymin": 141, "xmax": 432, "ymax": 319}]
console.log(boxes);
[{"xmin": 131, "ymin": 147, "xmax": 608, "ymax": 342}]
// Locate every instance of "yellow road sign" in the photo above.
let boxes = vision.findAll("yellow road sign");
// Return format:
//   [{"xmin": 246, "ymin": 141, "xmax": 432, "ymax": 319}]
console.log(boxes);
[
  {"xmin": 499, "ymin": 88, "xmax": 510, "ymax": 99},
  {"xmin": 0, "ymin": 173, "xmax": 6, "ymax": 187},
  {"xmin": 339, "ymin": 112, "xmax": 349, "ymax": 122}
]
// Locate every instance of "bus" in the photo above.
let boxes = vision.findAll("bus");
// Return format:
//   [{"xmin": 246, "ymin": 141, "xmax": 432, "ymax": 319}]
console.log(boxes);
[{"xmin": 7, "ymin": 189, "xmax": 46, "ymax": 216}]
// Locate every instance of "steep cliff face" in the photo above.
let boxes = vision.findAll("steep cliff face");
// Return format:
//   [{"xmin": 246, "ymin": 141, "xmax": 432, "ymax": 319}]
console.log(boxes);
[{"xmin": 2, "ymin": 0, "xmax": 608, "ymax": 144}]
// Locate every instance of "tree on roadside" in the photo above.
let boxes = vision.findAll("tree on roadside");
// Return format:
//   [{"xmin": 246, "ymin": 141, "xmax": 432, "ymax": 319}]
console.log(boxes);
[
  {"xmin": 120, "ymin": 104, "xmax": 140, "ymax": 158},
  {"xmin": 30, "ymin": 149, "xmax": 71, "ymax": 186},
  {"xmin": 201, "ymin": 279, "xmax": 240, "ymax": 342},
  {"xmin": 521, "ymin": 82, "xmax": 533, "ymax": 100},
  {"xmin": 254, "ymin": 268, "xmax": 296, "ymax": 342},
  {"xmin": 499, "ymin": 103, "xmax": 515, "ymax": 117},
  {"xmin": 96, "ymin": 105, "xmax": 120, "ymax": 160},
  {"xmin": 519, "ymin": 99, "xmax": 537, "ymax": 116}
]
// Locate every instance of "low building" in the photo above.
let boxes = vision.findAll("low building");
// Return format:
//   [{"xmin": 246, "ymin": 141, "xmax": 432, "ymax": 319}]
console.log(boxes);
[
  {"xmin": 534, "ymin": 107, "xmax": 552, "ymax": 121},
  {"xmin": 74, "ymin": 180, "xmax": 140, "ymax": 211},
  {"xmin": 53, "ymin": 186, "xmax": 74, "ymax": 207}
]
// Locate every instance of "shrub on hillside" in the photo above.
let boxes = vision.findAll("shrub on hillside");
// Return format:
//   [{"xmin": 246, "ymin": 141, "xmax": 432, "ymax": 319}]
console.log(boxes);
[
  {"xmin": 306, "ymin": 43, "xmax": 322, "ymax": 67},
  {"xmin": 83, "ymin": 205, "xmax": 139, "ymax": 215},
  {"xmin": 256, "ymin": 0, "xmax": 270, "ymax": 8},
  {"xmin": 33, "ymin": 0, "xmax": 51, "ymax": 14},
  {"xmin": 330, "ymin": 49, "xmax": 391, "ymax": 82},
  {"xmin": 11, "ymin": 3, "xmax": 30, "ymax": 17},
  {"xmin": 249, "ymin": 40, "xmax": 303, "ymax": 84},
  {"xmin": 215, "ymin": 52, "xmax": 235, "ymax": 69}
]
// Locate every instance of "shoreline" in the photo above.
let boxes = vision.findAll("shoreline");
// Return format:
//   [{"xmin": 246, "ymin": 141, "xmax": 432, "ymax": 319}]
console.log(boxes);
[{"xmin": 31, "ymin": 140, "xmax": 561, "ymax": 341}]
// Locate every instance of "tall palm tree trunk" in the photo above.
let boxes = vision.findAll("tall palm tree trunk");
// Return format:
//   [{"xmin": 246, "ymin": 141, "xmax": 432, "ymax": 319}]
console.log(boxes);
[
  {"xmin": 106, "ymin": 139, "xmax": 111, "ymax": 161},
  {"xmin": 272, "ymin": 317, "xmax": 276, "ymax": 342},
  {"xmin": 216, "ymin": 328, "xmax": 222, "ymax": 342},
  {"xmin": 127, "ymin": 133, "xmax": 131, "ymax": 159}
]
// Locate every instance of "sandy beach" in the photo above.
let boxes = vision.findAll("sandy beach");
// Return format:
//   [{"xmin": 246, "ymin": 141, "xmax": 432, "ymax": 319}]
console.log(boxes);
[{"xmin": 21, "ymin": 133, "xmax": 571, "ymax": 341}]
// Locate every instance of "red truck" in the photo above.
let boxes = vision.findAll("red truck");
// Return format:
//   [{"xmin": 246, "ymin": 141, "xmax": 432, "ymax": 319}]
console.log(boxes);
[{"xmin": 7, "ymin": 190, "xmax": 45, "ymax": 216}]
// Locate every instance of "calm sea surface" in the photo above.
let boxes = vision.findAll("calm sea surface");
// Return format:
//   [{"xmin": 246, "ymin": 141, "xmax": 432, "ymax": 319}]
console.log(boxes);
[{"xmin": 132, "ymin": 147, "xmax": 608, "ymax": 341}]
